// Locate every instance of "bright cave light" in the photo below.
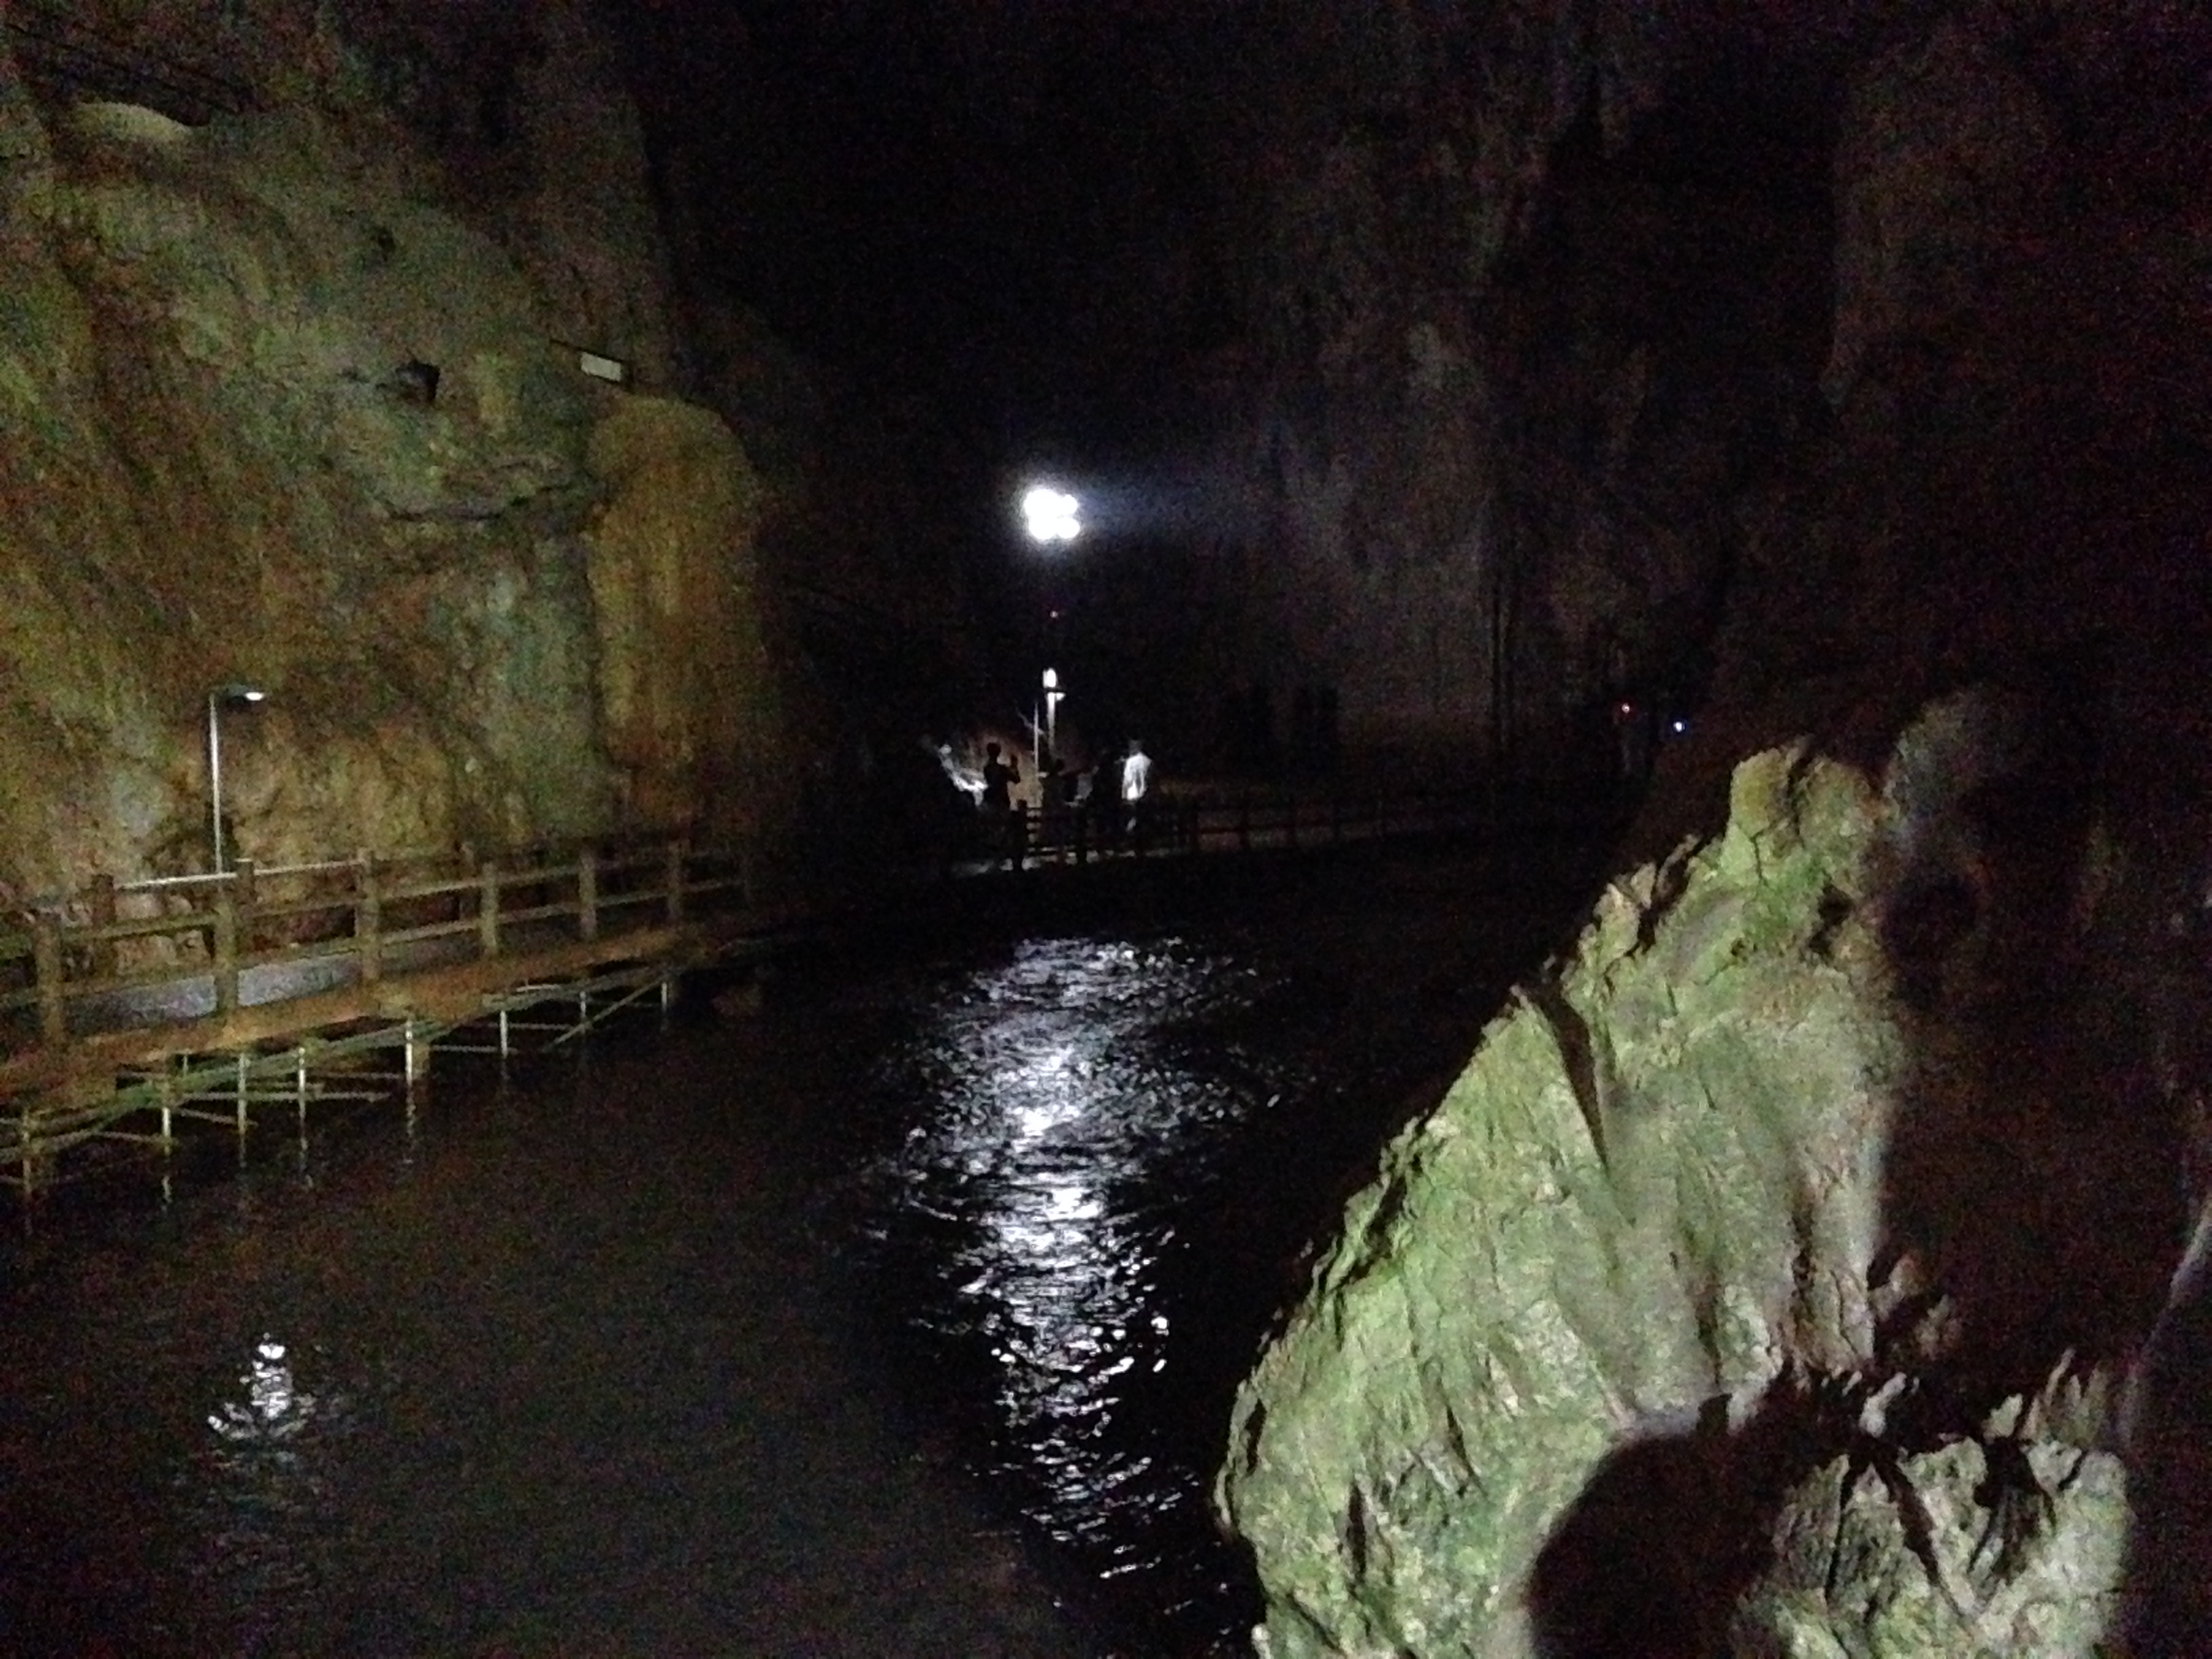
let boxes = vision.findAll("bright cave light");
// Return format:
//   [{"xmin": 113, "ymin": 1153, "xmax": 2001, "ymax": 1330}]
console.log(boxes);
[{"xmin": 1021, "ymin": 486, "xmax": 1082, "ymax": 544}]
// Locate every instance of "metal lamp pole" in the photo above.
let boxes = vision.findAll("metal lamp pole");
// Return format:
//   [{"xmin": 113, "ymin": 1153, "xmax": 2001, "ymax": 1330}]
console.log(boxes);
[{"xmin": 207, "ymin": 682, "xmax": 266, "ymax": 874}]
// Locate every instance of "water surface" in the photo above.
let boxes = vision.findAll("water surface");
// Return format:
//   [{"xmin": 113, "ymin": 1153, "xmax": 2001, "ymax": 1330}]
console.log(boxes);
[{"xmin": 0, "ymin": 846, "xmax": 1587, "ymax": 1656}]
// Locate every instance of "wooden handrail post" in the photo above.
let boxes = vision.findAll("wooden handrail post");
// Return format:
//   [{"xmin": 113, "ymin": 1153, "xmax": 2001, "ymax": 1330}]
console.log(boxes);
[
  {"xmin": 577, "ymin": 846, "xmax": 600, "ymax": 941},
  {"xmin": 32, "ymin": 914, "xmax": 64, "ymax": 1046},
  {"xmin": 478, "ymin": 859, "xmax": 501, "ymax": 957},
  {"xmin": 356, "ymin": 851, "xmax": 384, "ymax": 983},
  {"xmin": 665, "ymin": 840, "xmax": 687, "ymax": 924},
  {"xmin": 88, "ymin": 874, "xmax": 118, "ymax": 981},
  {"xmin": 212, "ymin": 882, "xmax": 240, "ymax": 1015}
]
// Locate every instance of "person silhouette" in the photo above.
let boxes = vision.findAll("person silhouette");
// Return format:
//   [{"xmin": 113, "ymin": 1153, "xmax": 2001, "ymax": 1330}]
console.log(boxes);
[
  {"xmin": 981, "ymin": 741, "xmax": 1019, "ymax": 815},
  {"xmin": 980, "ymin": 741, "xmax": 1022, "ymax": 863},
  {"xmin": 1120, "ymin": 738, "xmax": 1153, "ymax": 843}
]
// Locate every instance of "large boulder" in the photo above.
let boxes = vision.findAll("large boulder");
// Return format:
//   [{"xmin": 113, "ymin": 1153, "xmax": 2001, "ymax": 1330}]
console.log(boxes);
[{"xmin": 1219, "ymin": 695, "xmax": 2196, "ymax": 1657}]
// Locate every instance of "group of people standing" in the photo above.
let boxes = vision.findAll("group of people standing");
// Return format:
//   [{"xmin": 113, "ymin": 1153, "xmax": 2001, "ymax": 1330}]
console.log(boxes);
[{"xmin": 975, "ymin": 737, "xmax": 1152, "ymax": 850}]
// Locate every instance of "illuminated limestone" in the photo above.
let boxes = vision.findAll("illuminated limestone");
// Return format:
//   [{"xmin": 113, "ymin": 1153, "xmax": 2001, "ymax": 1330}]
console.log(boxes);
[
  {"xmin": 583, "ymin": 397, "xmax": 785, "ymax": 840},
  {"xmin": 1220, "ymin": 735, "xmax": 2146, "ymax": 1657}
]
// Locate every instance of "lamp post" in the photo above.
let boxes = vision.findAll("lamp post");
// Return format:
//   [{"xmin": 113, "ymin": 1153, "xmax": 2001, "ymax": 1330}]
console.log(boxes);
[
  {"xmin": 1020, "ymin": 485, "xmax": 1080, "ymax": 788},
  {"xmin": 207, "ymin": 682, "xmax": 266, "ymax": 874}
]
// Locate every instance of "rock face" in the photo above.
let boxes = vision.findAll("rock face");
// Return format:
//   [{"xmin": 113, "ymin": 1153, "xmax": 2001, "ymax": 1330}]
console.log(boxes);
[
  {"xmin": 1215, "ymin": 7, "xmax": 2210, "ymax": 1647},
  {"xmin": 1221, "ymin": 675, "xmax": 2210, "ymax": 1654},
  {"xmin": 584, "ymin": 396, "xmax": 781, "ymax": 837},
  {"xmin": 1159, "ymin": 0, "xmax": 2209, "ymax": 781},
  {"xmin": 0, "ymin": 1, "xmax": 801, "ymax": 901}
]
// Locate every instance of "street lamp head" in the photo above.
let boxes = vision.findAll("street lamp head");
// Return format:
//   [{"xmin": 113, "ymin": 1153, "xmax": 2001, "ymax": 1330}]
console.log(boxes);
[
  {"xmin": 1042, "ymin": 667, "xmax": 1059, "ymax": 691},
  {"xmin": 213, "ymin": 682, "xmax": 267, "ymax": 705}
]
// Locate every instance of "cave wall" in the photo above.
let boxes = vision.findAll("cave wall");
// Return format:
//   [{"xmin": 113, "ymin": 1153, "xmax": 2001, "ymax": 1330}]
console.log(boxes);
[
  {"xmin": 1216, "ymin": 1, "xmax": 2211, "ymax": 1653},
  {"xmin": 0, "ymin": 0, "xmax": 803, "ymax": 905},
  {"xmin": 1176, "ymin": 0, "xmax": 1824, "ymax": 773},
  {"xmin": 1174, "ymin": 0, "xmax": 2205, "ymax": 787}
]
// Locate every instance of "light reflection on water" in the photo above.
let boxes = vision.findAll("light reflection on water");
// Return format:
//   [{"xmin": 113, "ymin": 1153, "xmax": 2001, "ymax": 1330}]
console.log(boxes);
[
  {"xmin": 190, "ymin": 1335, "xmax": 350, "ymax": 1647},
  {"xmin": 0, "ymin": 853, "xmax": 1571, "ymax": 1657},
  {"xmin": 853, "ymin": 933, "xmax": 1306, "ymax": 1623}
]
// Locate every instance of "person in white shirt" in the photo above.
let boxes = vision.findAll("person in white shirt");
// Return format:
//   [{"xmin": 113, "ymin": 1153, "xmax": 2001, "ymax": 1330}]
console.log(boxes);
[{"xmin": 1120, "ymin": 739, "xmax": 1152, "ymax": 840}]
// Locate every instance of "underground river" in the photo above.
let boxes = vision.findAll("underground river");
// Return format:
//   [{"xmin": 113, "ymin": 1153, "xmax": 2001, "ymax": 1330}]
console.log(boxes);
[{"xmin": 0, "ymin": 841, "xmax": 1598, "ymax": 1656}]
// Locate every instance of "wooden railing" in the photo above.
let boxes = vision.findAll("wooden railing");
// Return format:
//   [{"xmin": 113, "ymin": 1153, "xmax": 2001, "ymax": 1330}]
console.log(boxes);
[
  {"xmin": 0, "ymin": 786, "xmax": 1601, "ymax": 1063},
  {"xmin": 0, "ymin": 839, "xmax": 752, "ymax": 1056},
  {"xmin": 968, "ymin": 784, "xmax": 1526, "ymax": 869}
]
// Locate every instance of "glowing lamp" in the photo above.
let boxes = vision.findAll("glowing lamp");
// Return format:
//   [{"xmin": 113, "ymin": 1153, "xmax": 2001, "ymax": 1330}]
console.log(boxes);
[{"xmin": 1021, "ymin": 486, "xmax": 1082, "ymax": 544}]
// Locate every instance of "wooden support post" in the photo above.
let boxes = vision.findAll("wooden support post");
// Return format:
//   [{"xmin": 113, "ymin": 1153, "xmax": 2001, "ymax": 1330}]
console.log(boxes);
[
  {"xmin": 665, "ymin": 840, "xmax": 687, "ymax": 924},
  {"xmin": 88, "ymin": 874, "xmax": 118, "ymax": 981},
  {"xmin": 356, "ymin": 851, "xmax": 383, "ymax": 984},
  {"xmin": 235, "ymin": 1051, "xmax": 250, "ymax": 1140},
  {"xmin": 212, "ymin": 882, "xmax": 241, "ymax": 1015},
  {"xmin": 577, "ymin": 847, "xmax": 600, "ymax": 942},
  {"xmin": 478, "ymin": 860, "xmax": 501, "ymax": 957},
  {"xmin": 1074, "ymin": 808, "xmax": 1088, "ymax": 867},
  {"xmin": 32, "ymin": 914, "xmax": 64, "ymax": 1047}
]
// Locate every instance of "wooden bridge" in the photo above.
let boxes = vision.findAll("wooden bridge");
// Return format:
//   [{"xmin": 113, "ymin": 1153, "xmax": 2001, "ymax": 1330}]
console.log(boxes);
[
  {"xmin": 0, "ymin": 785, "xmax": 1581, "ymax": 1198},
  {"xmin": 0, "ymin": 839, "xmax": 763, "ymax": 1198}
]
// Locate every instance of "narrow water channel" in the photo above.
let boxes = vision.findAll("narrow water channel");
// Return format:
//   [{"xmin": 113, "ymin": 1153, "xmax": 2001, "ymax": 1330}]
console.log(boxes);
[{"xmin": 0, "ymin": 843, "xmax": 1593, "ymax": 1656}]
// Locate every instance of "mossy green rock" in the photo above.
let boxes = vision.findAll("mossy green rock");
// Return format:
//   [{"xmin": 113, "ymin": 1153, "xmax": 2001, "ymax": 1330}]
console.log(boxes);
[{"xmin": 1218, "ymin": 743, "xmax": 2129, "ymax": 1657}]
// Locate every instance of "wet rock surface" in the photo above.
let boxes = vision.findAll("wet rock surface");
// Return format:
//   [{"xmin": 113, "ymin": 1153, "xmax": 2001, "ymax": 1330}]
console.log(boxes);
[{"xmin": 1222, "ymin": 698, "xmax": 2212, "ymax": 1656}]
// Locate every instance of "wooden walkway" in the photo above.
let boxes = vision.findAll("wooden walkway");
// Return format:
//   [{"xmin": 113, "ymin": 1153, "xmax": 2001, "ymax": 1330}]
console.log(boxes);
[
  {"xmin": 943, "ymin": 784, "xmax": 1511, "ymax": 872},
  {"xmin": 0, "ymin": 840, "xmax": 762, "ymax": 1195},
  {"xmin": 0, "ymin": 786, "xmax": 1574, "ymax": 1196}
]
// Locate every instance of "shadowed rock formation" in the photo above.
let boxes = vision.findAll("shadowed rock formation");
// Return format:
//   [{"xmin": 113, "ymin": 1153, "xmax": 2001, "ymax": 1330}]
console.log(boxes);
[
  {"xmin": 1216, "ymin": 3, "xmax": 2209, "ymax": 1647},
  {"xmin": 1221, "ymin": 695, "xmax": 2202, "ymax": 1654}
]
